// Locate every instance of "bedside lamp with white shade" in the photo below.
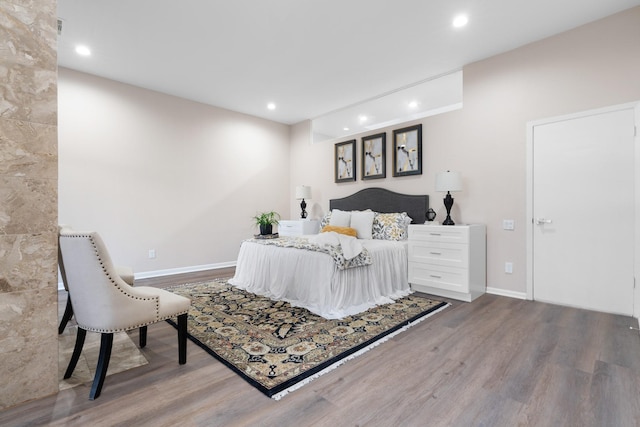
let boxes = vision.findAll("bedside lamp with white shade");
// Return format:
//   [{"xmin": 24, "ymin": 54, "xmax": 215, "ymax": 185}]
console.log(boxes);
[
  {"xmin": 295, "ymin": 185, "xmax": 311, "ymax": 219},
  {"xmin": 435, "ymin": 171, "xmax": 462, "ymax": 225}
]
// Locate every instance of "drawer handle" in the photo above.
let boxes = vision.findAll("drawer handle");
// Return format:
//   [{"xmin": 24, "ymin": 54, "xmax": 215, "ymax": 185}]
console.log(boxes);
[
  {"xmin": 429, "ymin": 251, "xmax": 442, "ymax": 255},
  {"xmin": 430, "ymin": 274, "xmax": 442, "ymax": 279},
  {"xmin": 429, "ymin": 233, "xmax": 441, "ymax": 236}
]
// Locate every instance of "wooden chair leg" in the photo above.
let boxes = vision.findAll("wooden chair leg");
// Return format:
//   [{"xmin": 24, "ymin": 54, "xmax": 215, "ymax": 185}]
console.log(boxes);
[
  {"xmin": 139, "ymin": 326, "xmax": 147, "ymax": 348},
  {"xmin": 63, "ymin": 327, "xmax": 86, "ymax": 379},
  {"xmin": 177, "ymin": 313, "xmax": 187, "ymax": 365},
  {"xmin": 89, "ymin": 333, "xmax": 114, "ymax": 400},
  {"xmin": 58, "ymin": 294, "xmax": 74, "ymax": 334}
]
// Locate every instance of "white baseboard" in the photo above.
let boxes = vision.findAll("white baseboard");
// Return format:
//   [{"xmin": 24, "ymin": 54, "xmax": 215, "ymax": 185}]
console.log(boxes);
[
  {"xmin": 57, "ymin": 261, "xmax": 237, "ymax": 290},
  {"xmin": 134, "ymin": 261, "xmax": 236, "ymax": 280},
  {"xmin": 486, "ymin": 286, "xmax": 527, "ymax": 300}
]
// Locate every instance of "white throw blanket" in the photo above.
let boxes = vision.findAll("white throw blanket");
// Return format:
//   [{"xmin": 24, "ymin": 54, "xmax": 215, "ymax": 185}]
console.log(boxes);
[{"xmin": 308, "ymin": 231, "xmax": 363, "ymax": 260}]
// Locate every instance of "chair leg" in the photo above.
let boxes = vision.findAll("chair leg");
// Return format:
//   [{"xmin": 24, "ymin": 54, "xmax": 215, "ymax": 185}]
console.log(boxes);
[
  {"xmin": 63, "ymin": 327, "xmax": 86, "ymax": 379},
  {"xmin": 177, "ymin": 313, "xmax": 187, "ymax": 365},
  {"xmin": 139, "ymin": 326, "xmax": 147, "ymax": 348},
  {"xmin": 58, "ymin": 294, "xmax": 74, "ymax": 334},
  {"xmin": 89, "ymin": 333, "xmax": 114, "ymax": 400}
]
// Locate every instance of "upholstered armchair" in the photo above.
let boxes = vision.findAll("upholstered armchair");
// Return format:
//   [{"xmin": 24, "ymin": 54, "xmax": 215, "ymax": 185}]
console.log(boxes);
[
  {"xmin": 58, "ymin": 225, "xmax": 135, "ymax": 334},
  {"xmin": 58, "ymin": 229, "xmax": 191, "ymax": 400}
]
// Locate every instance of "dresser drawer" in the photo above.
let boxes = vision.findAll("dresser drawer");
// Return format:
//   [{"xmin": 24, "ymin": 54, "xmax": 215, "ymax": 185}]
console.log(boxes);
[
  {"xmin": 278, "ymin": 221, "xmax": 303, "ymax": 236},
  {"xmin": 408, "ymin": 224, "xmax": 486, "ymax": 302},
  {"xmin": 408, "ymin": 241, "xmax": 468, "ymax": 268},
  {"xmin": 409, "ymin": 264, "xmax": 470, "ymax": 294},
  {"xmin": 408, "ymin": 225, "xmax": 469, "ymax": 244},
  {"xmin": 278, "ymin": 220, "xmax": 319, "ymax": 236}
]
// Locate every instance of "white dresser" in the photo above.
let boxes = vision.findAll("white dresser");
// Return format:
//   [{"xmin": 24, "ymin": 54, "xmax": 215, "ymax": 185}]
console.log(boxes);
[
  {"xmin": 408, "ymin": 224, "xmax": 486, "ymax": 302},
  {"xmin": 278, "ymin": 219, "xmax": 320, "ymax": 237}
]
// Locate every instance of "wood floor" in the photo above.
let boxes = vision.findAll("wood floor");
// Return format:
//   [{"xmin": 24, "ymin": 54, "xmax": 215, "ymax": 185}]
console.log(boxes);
[{"xmin": 2, "ymin": 269, "xmax": 640, "ymax": 426}]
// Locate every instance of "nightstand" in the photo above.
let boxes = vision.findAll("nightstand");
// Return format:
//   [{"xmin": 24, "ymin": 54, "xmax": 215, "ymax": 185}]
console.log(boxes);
[
  {"xmin": 278, "ymin": 219, "xmax": 320, "ymax": 237},
  {"xmin": 408, "ymin": 224, "xmax": 486, "ymax": 302}
]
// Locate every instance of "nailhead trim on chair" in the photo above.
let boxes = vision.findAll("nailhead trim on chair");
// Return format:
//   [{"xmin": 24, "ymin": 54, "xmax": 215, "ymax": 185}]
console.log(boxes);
[{"xmin": 66, "ymin": 233, "xmax": 190, "ymax": 333}]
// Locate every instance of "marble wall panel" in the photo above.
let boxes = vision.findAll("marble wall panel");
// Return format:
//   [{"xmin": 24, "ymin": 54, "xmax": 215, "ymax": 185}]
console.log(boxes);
[
  {"xmin": 0, "ymin": 176, "xmax": 57, "ymax": 235},
  {"xmin": 0, "ymin": 233, "xmax": 57, "ymax": 293},
  {"xmin": 0, "ymin": 0, "xmax": 58, "ymax": 410},
  {"xmin": 0, "ymin": 1, "xmax": 57, "ymax": 125},
  {"xmin": 0, "ymin": 286, "xmax": 57, "ymax": 349},
  {"xmin": 0, "ymin": 118, "xmax": 57, "ymax": 179},
  {"xmin": 0, "ymin": 289, "xmax": 58, "ymax": 409}
]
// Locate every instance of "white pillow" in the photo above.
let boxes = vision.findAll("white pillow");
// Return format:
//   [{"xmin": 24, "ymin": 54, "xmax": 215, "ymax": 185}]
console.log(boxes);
[
  {"xmin": 329, "ymin": 209, "xmax": 351, "ymax": 227},
  {"xmin": 350, "ymin": 211, "xmax": 375, "ymax": 239}
]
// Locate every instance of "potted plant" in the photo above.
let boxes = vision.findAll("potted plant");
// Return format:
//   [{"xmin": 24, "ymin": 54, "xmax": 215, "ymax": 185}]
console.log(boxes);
[{"xmin": 253, "ymin": 211, "xmax": 280, "ymax": 235}]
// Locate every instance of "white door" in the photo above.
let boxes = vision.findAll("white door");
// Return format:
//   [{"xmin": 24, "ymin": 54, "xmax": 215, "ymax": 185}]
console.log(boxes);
[{"xmin": 531, "ymin": 106, "xmax": 636, "ymax": 315}]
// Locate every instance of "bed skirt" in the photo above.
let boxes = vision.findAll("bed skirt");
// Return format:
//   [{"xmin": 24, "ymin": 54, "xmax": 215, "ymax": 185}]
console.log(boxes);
[{"xmin": 229, "ymin": 238, "xmax": 411, "ymax": 319}]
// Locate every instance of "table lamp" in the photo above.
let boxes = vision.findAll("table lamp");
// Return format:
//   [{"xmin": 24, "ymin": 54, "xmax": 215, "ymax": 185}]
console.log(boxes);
[
  {"xmin": 296, "ymin": 185, "xmax": 311, "ymax": 219},
  {"xmin": 435, "ymin": 171, "xmax": 462, "ymax": 225}
]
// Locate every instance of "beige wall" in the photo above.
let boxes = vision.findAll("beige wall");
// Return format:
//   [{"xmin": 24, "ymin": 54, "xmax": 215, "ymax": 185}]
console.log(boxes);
[
  {"xmin": 58, "ymin": 68, "xmax": 291, "ymax": 276},
  {"xmin": 0, "ymin": 1, "xmax": 59, "ymax": 409},
  {"xmin": 290, "ymin": 7, "xmax": 640, "ymax": 297}
]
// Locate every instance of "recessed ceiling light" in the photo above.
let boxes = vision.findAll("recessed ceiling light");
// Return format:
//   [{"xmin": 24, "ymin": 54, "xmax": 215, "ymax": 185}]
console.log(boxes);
[
  {"xmin": 75, "ymin": 45, "xmax": 91, "ymax": 56},
  {"xmin": 343, "ymin": 127, "xmax": 350, "ymax": 131},
  {"xmin": 359, "ymin": 115, "xmax": 368, "ymax": 122},
  {"xmin": 408, "ymin": 101, "xmax": 419, "ymax": 109},
  {"xmin": 267, "ymin": 103, "xmax": 276, "ymax": 110},
  {"xmin": 452, "ymin": 15, "xmax": 468, "ymax": 28}
]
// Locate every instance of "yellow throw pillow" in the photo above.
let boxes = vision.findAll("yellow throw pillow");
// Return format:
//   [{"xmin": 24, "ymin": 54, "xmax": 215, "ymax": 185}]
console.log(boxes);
[{"xmin": 321, "ymin": 225, "xmax": 358, "ymax": 237}]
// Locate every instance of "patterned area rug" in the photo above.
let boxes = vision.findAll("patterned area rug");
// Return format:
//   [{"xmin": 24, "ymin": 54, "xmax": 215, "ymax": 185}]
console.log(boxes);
[{"xmin": 167, "ymin": 279, "xmax": 448, "ymax": 399}]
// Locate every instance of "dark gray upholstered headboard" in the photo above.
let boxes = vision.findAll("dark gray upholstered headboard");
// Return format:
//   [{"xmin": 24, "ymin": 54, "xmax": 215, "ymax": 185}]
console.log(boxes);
[{"xmin": 329, "ymin": 188, "xmax": 429, "ymax": 224}]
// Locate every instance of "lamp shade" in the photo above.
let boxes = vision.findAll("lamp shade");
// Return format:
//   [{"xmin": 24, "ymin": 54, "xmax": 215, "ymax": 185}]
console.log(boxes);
[
  {"xmin": 295, "ymin": 185, "xmax": 311, "ymax": 200},
  {"xmin": 435, "ymin": 171, "xmax": 462, "ymax": 192}
]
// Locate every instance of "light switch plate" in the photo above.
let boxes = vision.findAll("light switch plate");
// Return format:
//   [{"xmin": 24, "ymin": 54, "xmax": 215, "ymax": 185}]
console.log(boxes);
[{"xmin": 505, "ymin": 262, "xmax": 513, "ymax": 274}]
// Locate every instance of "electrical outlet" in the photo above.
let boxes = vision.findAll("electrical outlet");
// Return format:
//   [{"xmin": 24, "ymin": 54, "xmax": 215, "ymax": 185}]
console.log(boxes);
[
  {"xmin": 503, "ymin": 219, "xmax": 515, "ymax": 230},
  {"xmin": 148, "ymin": 249, "xmax": 156, "ymax": 259},
  {"xmin": 505, "ymin": 262, "xmax": 513, "ymax": 274}
]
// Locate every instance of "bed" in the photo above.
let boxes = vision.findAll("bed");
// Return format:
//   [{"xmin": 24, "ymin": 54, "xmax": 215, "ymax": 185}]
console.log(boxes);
[{"xmin": 229, "ymin": 188, "xmax": 429, "ymax": 319}]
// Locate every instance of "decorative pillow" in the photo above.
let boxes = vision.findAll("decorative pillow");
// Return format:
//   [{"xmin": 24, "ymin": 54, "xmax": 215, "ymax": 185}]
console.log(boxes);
[
  {"xmin": 320, "ymin": 212, "xmax": 332, "ymax": 229},
  {"xmin": 349, "ymin": 210, "xmax": 375, "ymax": 239},
  {"xmin": 372, "ymin": 212, "xmax": 413, "ymax": 240},
  {"xmin": 321, "ymin": 225, "xmax": 358, "ymax": 237},
  {"xmin": 329, "ymin": 209, "xmax": 351, "ymax": 227}
]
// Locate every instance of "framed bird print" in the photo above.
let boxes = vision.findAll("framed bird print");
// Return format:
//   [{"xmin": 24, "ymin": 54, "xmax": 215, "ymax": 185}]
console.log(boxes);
[
  {"xmin": 335, "ymin": 139, "xmax": 356, "ymax": 183},
  {"xmin": 393, "ymin": 124, "xmax": 422, "ymax": 177},
  {"xmin": 361, "ymin": 133, "xmax": 386, "ymax": 180}
]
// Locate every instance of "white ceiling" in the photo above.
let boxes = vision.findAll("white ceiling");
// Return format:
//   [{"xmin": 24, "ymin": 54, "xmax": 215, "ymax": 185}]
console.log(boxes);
[{"xmin": 57, "ymin": 0, "xmax": 639, "ymax": 126}]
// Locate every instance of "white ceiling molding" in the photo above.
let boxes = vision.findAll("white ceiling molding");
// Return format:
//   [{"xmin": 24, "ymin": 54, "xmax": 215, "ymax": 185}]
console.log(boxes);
[{"xmin": 312, "ymin": 70, "xmax": 463, "ymax": 143}]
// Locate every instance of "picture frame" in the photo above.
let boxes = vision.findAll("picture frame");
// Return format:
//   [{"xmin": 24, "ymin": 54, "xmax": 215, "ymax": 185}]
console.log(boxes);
[
  {"xmin": 335, "ymin": 139, "xmax": 356, "ymax": 183},
  {"xmin": 361, "ymin": 133, "xmax": 386, "ymax": 180},
  {"xmin": 393, "ymin": 124, "xmax": 422, "ymax": 177}
]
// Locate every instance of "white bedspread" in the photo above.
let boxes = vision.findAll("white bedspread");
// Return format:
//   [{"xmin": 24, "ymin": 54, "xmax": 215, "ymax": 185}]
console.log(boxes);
[
  {"xmin": 307, "ymin": 231, "xmax": 363, "ymax": 260},
  {"xmin": 229, "ymin": 237, "xmax": 411, "ymax": 319}
]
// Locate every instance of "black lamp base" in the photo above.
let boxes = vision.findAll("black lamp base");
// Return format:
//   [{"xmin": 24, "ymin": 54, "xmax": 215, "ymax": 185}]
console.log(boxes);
[
  {"xmin": 300, "ymin": 199, "xmax": 307, "ymax": 219},
  {"xmin": 443, "ymin": 192, "xmax": 455, "ymax": 226}
]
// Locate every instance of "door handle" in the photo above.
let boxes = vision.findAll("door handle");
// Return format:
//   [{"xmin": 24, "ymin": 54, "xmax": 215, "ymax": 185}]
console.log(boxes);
[{"xmin": 534, "ymin": 218, "xmax": 553, "ymax": 225}]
